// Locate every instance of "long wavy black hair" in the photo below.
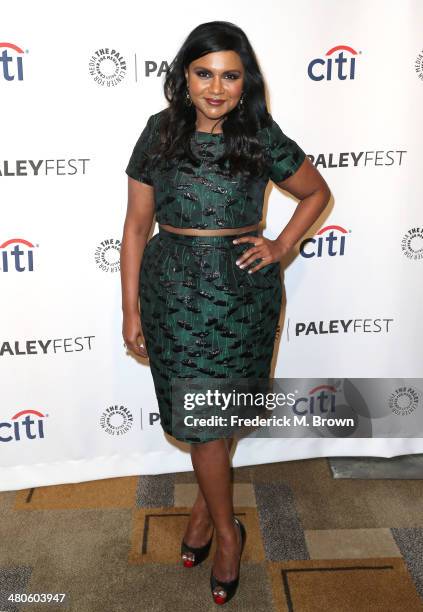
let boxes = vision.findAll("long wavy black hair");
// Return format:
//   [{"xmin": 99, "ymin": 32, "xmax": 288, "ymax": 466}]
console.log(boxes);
[{"xmin": 151, "ymin": 20, "xmax": 273, "ymax": 179}]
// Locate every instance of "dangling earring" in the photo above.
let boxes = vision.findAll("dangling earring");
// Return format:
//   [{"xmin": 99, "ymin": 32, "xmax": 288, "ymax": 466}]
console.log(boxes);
[
  {"xmin": 238, "ymin": 93, "xmax": 244, "ymax": 107},
  {"xmin": 185, "ymin": 87, "xmax": 192, "ymax": 106}
]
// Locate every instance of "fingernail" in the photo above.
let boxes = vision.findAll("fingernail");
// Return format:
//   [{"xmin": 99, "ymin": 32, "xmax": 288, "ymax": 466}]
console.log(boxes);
[
  {"xmin": 233, "ymin": 240, "xmax": 238, "ymax": 244},
  {"xmin": 236, "ymin": 260, "xmax": 240, "ymax": 265},
  {"xmin": 239, "ymin": 264, "xmax": 245, "ymax": 269},
  {"xmin": 248, "ymin": 270, "xmax": 252, "ymax": 274}
]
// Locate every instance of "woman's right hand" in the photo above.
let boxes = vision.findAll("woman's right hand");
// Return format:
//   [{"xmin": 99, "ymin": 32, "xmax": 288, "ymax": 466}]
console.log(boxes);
[{"xmin": 122, "ymin": 311, "xmax": 148, "ymax": 358}]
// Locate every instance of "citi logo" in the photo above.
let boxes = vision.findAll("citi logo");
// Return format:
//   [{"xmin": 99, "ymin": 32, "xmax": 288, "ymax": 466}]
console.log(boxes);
[
  {"xmin": 0, "ymin": 409, "xmax": 46, "ymax": 443},
  {"xmin": 0, "ymin": 42, "xmax": 25, "ymax": 81},
  {"xmin": 293, "ymin": 384, "xmax": 337, "ymax": 416},
  {"xmin": 300, "ymin": 225, "xmax": 350, "ymax": 258},
  {"xmin": 308, "ymin": 45, "xmax": 360, "ymax": 81},
  {"xmin": 0, "ymin": 238, "xmax": 36, "ymax": 272}
]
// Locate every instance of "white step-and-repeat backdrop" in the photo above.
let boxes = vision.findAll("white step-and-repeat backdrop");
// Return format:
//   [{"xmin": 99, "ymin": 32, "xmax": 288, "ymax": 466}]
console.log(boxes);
[{"xmin": 2, "ymin": 0, "xmax": 423, "ymax": 491}]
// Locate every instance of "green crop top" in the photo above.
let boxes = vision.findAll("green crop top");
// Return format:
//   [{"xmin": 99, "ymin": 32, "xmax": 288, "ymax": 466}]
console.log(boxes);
[{"xmin": 125, "ymin": 109, "xmax": 306, "ymax": 229}]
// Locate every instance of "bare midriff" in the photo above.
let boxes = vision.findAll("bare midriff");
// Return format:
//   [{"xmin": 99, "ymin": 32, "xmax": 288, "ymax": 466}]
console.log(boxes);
[{"xmin": 159, "ymin": 223, "xmax": 259, "ymax": 236}]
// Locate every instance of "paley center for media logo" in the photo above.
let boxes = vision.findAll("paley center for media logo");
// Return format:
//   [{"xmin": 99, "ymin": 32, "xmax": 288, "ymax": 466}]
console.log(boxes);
[
  {"xmin": 390, "ymin": 386, "xmax": 419, "ymax": 416},
  {"xmin": 95, "ymin": 238, "xmax": 121, "ymax": 272},
  {"xmin": 308, "ymin": 44, "xmax": 360, "ymax": 81},
  {"xmin": 401, "ymin": 227, "xmax": 423, "ymax": 260},
  {"xmin": 0, "ymin": 42, "xmax": 25, "ymax": 81},
  {"xmin": 415, "ymin": 47, "xmax": 423, "ymax": 82},
  {"xmin": 89, "ymin": 48, "xmax": 127, "ymax": 86},
  {"xmin": 0, "ymin": 238, "xmax": 36, "ymax": 272},
  {"xmin": 88, "ymin": 47, "xmax": 169, "ymax": 86},
  {"xmin": 0, "ymin": 409, "xmax": 47, "ymax": 443},
  {"xmin": 100, "ymin": 405, "xmax": 134, "ymax": 435}
]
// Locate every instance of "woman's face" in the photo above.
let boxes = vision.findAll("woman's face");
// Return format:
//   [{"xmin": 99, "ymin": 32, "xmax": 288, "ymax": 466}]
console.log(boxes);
[{"xmin": 184, "ymin": 50, "xmax": 244, "ymax": 129}]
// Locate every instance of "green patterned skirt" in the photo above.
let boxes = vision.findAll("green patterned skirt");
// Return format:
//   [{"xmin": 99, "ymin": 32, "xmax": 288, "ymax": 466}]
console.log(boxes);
[{"xmin": 139, "ymin": 226, "xmax": 282, "ymax": 443}]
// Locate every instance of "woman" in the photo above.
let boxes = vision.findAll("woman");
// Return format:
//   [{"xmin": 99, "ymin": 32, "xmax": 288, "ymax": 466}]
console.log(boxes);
[{"xmin": 121, "ymin": 20, "xmax": 330, "ymax": 605}]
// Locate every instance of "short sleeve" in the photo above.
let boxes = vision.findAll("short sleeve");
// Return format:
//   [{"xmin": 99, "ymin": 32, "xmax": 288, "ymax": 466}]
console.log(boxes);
[
  {"xmin": 125, "ymin": 114, "xmax": 156, "ymax": 185},
  {"xmin": 266, "ymin": 118, "xmax": 306, "ymax": 183}
]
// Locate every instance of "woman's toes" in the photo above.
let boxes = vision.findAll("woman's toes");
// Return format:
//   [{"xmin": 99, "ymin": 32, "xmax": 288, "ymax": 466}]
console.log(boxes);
[
  {"xmin": 213, "ymin": 587, "xmax": 227, "ymax": 602},
  {"xmin": 181, "ymin": 551, "xmax": 195, "ymax": 566}
]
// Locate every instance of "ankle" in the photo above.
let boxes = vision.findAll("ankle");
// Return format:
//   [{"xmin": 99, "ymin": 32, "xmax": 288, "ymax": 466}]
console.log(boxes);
[
  {"xmin": 191, "ymin": 507, "xmax": 212, "ymax": 521},
  {"xmin": 215, "ymin": 524, "xmax": 238, "ymax": 543},
  {"xmin": 191, "ymin": 502, "xmax": 212, "ymax": 521}
]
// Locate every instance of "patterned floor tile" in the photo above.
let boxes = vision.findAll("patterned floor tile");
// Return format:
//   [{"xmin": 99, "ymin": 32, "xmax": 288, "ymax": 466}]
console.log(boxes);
[
  {"xmin": 1, "ymin": 457, "xmax": 422, "ymax": 611},
  {"xmin": 267, "ymin": 557, "xmax": 423, "ymax": 612},
  {"xmin": 174, "ymin": 464, "xmax": 252, "ymax": 484},
  {"xmin": 254, "ymin": 482, "xmax": 309, "ymax": 561},
  {"xmin": 253, "ymin": 458, "xmax": 423, "ymax": 530},
  {"xmin": 392, "ymin": 528, "xmax": 423, "ymax": 599},
  {"xmin": 174, "ymin": 470, "xmax": 197, "ymax": 484},
  {"xmin": 2, "ymin": 508, "xmax": 133, "ymax": 612},
  {"xmin": 174, "ymin": 483, "xmax": 256, "ymax": 507},
  {"xmin": 136, "ymin": 473, "xmax": 175, "ymax": 507},
  {"xmin": 0, "ymin": 566, "xmax": 32, "ymax": 612},
  {"xmin": 129, "ymin": 507, "xmax": 265, "ymax": 565},
  {"xmin": 232, "ymin": 465, "xmax": 253, "ymax": 482},
  {"xmin": 14, "ymin": 477, "xmax": 138, "ymax": 510},
  {"xmin": 69, "ymin": 562, "xmax": 273, "ymax": 612},
  {"xmin": 305, "ymin": 528, "xmax": 402, "ymax": 559},
  {"xmin": 0, "ymin": 491, "xmax": 17, "ymax": 514}
]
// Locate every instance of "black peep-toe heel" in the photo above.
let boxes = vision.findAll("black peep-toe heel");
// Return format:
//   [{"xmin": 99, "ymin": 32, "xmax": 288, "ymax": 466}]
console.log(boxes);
[
  {"xmin": 181, "ymin": 526, "xmax": 214, "ymax": 568},
  {"xmin": 210, "ymin": 516, "xmax": 246, "ymax": 604}
]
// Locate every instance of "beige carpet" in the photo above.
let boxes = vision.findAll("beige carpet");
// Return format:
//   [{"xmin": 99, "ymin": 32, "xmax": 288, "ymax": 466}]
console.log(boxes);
[{"xmin": 0, "ymin": 458, "xmax": 422, "ymax": 611}]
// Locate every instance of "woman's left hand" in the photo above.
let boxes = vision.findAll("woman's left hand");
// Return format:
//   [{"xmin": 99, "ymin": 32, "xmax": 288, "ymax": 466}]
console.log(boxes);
[{"xmin": 232, "ymin": 235, "xmax": 290, "ymax": 274}]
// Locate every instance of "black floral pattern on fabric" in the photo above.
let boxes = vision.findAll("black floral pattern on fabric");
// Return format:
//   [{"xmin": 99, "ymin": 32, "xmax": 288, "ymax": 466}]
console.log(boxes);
[
  {"xmin": 125, "ymin": 114, "xmax": 156, "ymax": 186},
  {"xmin": 139, "ymin": 228, "xmax": 282, "ymax": 443},
  {"xmin": 125, "ymin": 110, "xmax": 306, "ymax": 228},
  {"xmin": 124, "ymin": 109, "xmax": 305, "ymax": 443}
]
